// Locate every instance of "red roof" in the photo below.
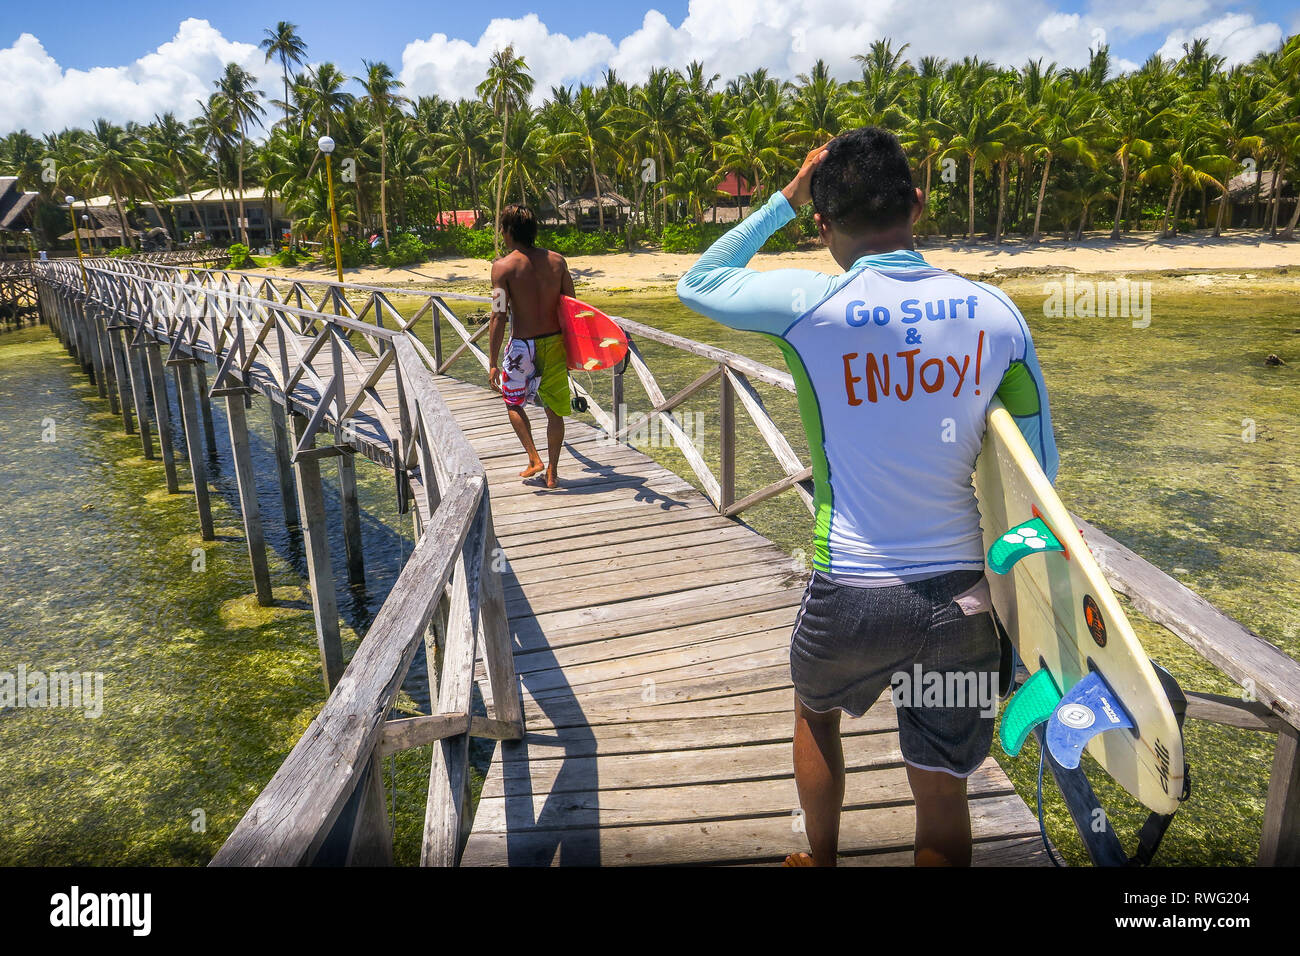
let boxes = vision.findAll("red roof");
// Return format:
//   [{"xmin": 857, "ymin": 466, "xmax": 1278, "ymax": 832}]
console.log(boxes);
[
  {"xmin": 717, "ymin": 172, "xmax": 752, "ymax": 197},
  {"xmin": 435, "ymin": 210, "xmax": 479, "ymax": 228}
]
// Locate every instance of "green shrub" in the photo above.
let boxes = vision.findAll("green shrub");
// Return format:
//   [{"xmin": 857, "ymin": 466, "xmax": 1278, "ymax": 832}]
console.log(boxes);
[
  {"xmin": 107, "ymin": 246, "xmax": 133, "ymax": 258},
  {"xmin": 658, "ymin": 218, "xmax": 796, "ymax": 254},
  {"xmin": 271, "ymin": 247, "xmax": 301, "ymax": 268},
  {"xmin": 540, "ymin": 226, "xmax": 625, "ymax": 257},
  {"xmin": 379, "ymin": 232, "xmax": 427, "ymax": 267},
  {"xmin": 426, "ymin": 225, "xmax": 496, "ymax": 259},
  {"xmin": 330, "ymin": 236, "xmax": 373, "ymax": 270},
  {"xmin": 227, "ymin": 242, "xmax": 252, "ymax": 269}
]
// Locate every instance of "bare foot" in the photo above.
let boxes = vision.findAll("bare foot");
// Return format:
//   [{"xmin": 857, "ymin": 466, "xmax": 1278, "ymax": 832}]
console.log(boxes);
[
  {"xmin": 519, "ymin": 461, "xmax": 545, "ymax": 480},
  {"xmin": 783, "ymin": 852, "xmax": 816, "ymax": 867},
  {"xmin": 544, "ymin": 468, "xmax": 558, "ymax": 490}
]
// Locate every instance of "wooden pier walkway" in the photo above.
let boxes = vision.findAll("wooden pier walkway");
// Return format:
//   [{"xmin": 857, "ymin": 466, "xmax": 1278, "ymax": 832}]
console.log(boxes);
[
  {"xmin": 437, "ymin": 381, "xmax": 1049, "ymax": 866},
  {"xmin": 33, "ymin": 257, "xmax": 1300, "ymax": 868}
]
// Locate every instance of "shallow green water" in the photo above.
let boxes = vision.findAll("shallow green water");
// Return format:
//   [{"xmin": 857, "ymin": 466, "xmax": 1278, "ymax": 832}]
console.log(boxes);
[{"xmin": 0, "ymin": 325, "xmax": 441, "ymax": 864}]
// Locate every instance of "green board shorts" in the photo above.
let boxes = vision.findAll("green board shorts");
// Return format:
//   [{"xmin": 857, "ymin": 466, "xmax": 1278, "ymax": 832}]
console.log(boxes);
[{"xmin": 501, "ymin": 331, "xmax": 570, "ymax": 418}]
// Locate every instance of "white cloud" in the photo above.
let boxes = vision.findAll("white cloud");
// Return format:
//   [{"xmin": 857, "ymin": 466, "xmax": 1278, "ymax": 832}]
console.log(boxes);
[
  {"xmin": 0, "ymin": 18, "xmax": 281, "ymax": 136},
  {"xmin": 400, "ymin": 14, "xmax": 615, "ymax": 103},
  {"xmin": 1156, "ymin": 12, "xmax": 1284, "ymax": 64},
  {"xmin": 0, "ymin": 4, "xmax": 1289, "ymax": 137}
]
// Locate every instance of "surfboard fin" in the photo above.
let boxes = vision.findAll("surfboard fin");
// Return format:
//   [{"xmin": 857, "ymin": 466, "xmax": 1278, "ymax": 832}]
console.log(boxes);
[
  {"xmin": 1000, "ymin": 669, "xmax": 1061, "ymax": 757},
  {"xmin": 987, "ymin": 517, "xmax": 1065, "ymax": 574},
  {"xmin": 1045, "ymin": 670, "xmax": 1134, "ymax": 769}
]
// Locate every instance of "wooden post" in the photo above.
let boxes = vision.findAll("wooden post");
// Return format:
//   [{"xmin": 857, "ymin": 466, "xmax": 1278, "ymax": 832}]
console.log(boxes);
[
  {"xmin": 171, "ymin": 366, "xmax": 187, "ymax": 442},
  {"xmin": 422, "ymin": 492, "xmax": 486, "ymax": 866},
  {"xmin": 1260, "ymin": 725, "xmax": 1300, "ymax": 866},
  {"xmin": 108, "ymin": 327, "xmax": 135, "ymax": 435},
  {"xmin": 173, "ymin": 359, "xmax": 215, "ymax": 540},
  {"xmin": 126, "ymin": 342, "xmax": 154, "ymax": 458},
  {"xmin": 225, "ymin": 390, "xmax": 274, "ymax": 606},
  {"xmin": 432, "ymin": 305, "xmax": 443, "ymax": 371},
  {"xmin": 337, "ymin": 449, "xmax": 366, "ymax": 588},
  {"xmin": 268, "ymin": 402, "xmax": 300, "ymax": 528},
  {"xmin": 291, "ymin": 412, "xmax": 344, "ymax": 690},
  {"xmin": 145, "ymin": 342, "xmax": 180, "ymax": 493},
  {"xmin": 193, "ymin": 363, "xmax": 219, "ymax": 461},
  {"xmin": 95, "ymin": 316, "xmax": 120, "ymax": 415},
  {"xmin": 479, "ymin": 505, "xmax": 523, "ymax": 732},
  {"xmin": 611, "ymin": 359, "xmax": 625, "ymax": 443},
  {"xmin": 718, "ymin": 367, "xmax": 735, "ymax": 513}
]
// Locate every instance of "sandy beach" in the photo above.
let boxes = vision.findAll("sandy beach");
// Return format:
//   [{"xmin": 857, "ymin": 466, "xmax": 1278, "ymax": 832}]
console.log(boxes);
[{"xmin": 259, "ymin": 229, "xmax": 1300, "ymax": 293}]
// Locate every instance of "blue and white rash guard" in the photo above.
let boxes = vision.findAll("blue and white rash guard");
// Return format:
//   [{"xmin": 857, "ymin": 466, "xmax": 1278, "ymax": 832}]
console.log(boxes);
[{"xmin": 677, "ymin": 191, "xmax": 1059, "ymax": 584}]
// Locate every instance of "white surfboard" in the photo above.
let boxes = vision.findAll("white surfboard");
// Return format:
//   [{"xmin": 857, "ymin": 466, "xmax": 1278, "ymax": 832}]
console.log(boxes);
[{"xmin": 974, "ymin": 399, "xmax": 1184, "ymax": 815}]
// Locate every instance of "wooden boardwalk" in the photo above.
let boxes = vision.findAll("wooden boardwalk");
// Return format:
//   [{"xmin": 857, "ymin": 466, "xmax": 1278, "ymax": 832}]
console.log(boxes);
[
  {"xmin": 438, "ymin": 378, "xmax": 1049, "ymax": 867},
  {"xmin": 38, "ymin": 260, "xmax": 1300, "ymax": 867}
]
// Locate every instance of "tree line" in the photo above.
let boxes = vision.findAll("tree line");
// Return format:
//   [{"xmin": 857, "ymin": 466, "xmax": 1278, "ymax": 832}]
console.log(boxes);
[{"xmin": 3, "ymin": 22, "xmax": 1299, "ymax": 254}]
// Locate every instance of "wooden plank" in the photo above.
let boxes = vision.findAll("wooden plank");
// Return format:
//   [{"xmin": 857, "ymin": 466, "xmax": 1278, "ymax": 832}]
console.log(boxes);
[
  {"xmin": 143, "ymin": 341, "xmax": 180, "ymax": 493},
  {"xmin": 460, "ymin": 792, "xmax": 1036, "ymax": 866},
  {"xmin": 174, "ymin": 360, "xmax": 214, "ymax": 540},
  {"xmin": 1260, "ymin": 725, "xmax": 1300, "ymax": 866}
]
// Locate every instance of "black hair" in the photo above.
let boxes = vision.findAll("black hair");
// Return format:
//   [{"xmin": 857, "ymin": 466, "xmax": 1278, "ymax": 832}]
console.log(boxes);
[
  {"xmin": 810, "ymin": 127, "xmax": 918, "ymax": 234},
  {"xmin": 499, "ymin": 204, "xmax": 537, "ymax": 246}
]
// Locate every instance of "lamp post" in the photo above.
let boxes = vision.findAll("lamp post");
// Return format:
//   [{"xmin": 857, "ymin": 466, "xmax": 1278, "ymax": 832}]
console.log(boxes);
[
  {"xmin": 318, "ymin": 136, "xmax": 344, "ymax": 284},
  {"xmin": 22, "ymin": 228, "xmax": 34, "ymax": 267},
  {"xmin": 65, "ymin": 195, "xmax": 88, "ymax": 291}
]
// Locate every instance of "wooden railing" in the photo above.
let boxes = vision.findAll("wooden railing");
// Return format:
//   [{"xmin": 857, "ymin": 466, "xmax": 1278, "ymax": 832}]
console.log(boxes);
[{"xmin": 33, "ymin": 257, "xmax": 522, "ymax": 866}]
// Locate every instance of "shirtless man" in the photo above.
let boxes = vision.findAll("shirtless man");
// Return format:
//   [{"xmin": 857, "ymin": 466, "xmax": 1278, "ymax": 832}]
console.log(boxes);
[{"xmin": 488, "ymin": 204, "xmax": 574, "ymax": 489}]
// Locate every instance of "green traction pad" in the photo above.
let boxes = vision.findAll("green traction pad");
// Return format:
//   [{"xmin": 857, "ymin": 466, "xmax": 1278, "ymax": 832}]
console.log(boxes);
[
  {"xmin": 988, "ymin": 516, "xmax": 1065, "ymax": 574},
  {"xmin": 1000, "ymin": 668, "xmax": 1063, "ymax": 757}
]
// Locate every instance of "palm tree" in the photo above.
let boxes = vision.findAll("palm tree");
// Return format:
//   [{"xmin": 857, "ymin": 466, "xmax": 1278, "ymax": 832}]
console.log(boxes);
[
  {"xmin": 214, "ymin": 63, "xmax": 265, "ymax": 247},
  {"xmin": 358, "ymin": 60, "xmax": 405, "ymax": 247},
  {"xmin": 72, "ymin": 119, "xmax": 154, "ymax": 250},
  {"xmin": 660, "ymin": 154, "xmax": 726, "ymax": 222},
  {"xmin": 145, "ymin": 113, "xmax": 202, "ymax": 239},
  {"xmin": 260, "ymin": 22, "xmax": 308, "ymax": 128},
  {"xmin": 1025, "ymin": 80, "xmax": 1101, "ymax": 240},
  {"xmin": 622, "ymin": 68, "xmax": 692, "ymax": 229},
  {"xmin": 569, "ymin": 85, "xmax": 617, "ymax": 232},
  {"xmin": 716, "ymin": 103, "xmax": 787, "ymax": 217},
  {"xmin": 476, "ymin": 46, "xmax": 534, "ymax": 253},
  {"xmin": 936, "ymin": 80, "xmax": 1017, "ymax": 240},
  {"xmin": 433, "ymin": 100, "xmax": 491, "ymax": 222}
]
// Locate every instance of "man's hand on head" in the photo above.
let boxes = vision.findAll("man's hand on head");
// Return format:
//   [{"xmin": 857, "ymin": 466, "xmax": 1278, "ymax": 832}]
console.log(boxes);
[{"xmin": 782, "ymin": 143, "xmax": 831, "ymax": 210}]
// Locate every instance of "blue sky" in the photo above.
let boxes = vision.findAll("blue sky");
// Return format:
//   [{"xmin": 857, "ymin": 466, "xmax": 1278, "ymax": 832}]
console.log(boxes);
[
  {"xmin": 17, "ymin": 2, "xmax": 689, "ymax": 71},
  {"xmin": 2, "ymin": 1, "xmax": 1295, "ymax": 135}
]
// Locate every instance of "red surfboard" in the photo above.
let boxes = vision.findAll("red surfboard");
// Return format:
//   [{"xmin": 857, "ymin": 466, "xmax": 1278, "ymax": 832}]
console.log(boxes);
[{"xmin": 557, "ymin": 296, "xmax": 628, "ymax": 372}]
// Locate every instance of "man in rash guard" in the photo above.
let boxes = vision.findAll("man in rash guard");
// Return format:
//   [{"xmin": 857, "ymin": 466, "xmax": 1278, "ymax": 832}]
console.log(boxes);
[{"xmin": 677, "ymin": 128, "xmax": 1058, "ymax": 866}]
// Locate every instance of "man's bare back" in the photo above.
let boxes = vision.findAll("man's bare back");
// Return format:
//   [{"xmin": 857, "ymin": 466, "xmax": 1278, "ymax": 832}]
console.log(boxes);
[
  {"xmin": 490, "ymin": 246, "xmax": 574, "ymax": 339},
  {"xmin": 488, "ymin": 205, "xmax": 577, "ymax": 490}
]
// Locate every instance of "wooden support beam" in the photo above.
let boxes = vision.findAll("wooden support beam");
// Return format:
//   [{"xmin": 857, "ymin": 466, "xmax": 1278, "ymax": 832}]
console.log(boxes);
[
  {"xmin": 126, "ymin": 342, "xmax": 154, "ymax": 458},
  {"xmin": 175, "ymin": 360, "xmax": 214, "ymax": 540},
  {"xmin": 422, "ymin": 497, "xmax": 487, "ymax": 866},
  {"xmin": 337, "ymin": 449, "xmax": 366, "ymax": 588},
  {"xmin": 719, "ymin": 370, "xmax": 735, "ymax": 513},
  {"xmin": 193, "ymin": 362, "xmax": 219, "ymax": 461},
  {"xmin": 291, "ymin": 411, "xmax": 344, "ymax": 690},
  {"xmin": 1260, "ymin": 725, "xmax": 1300, "ymax": 866},
  {"xmin": 268, "ymin": 402, "xmax": 300, "ymax": 529},
  {"xmin": 109, "ymin": 328, "xmax": 136, "ymax": 434},
  {"xmin": 144, "ymin": 342, "xmax": 180, "ymax": 493},
  {"xmin": 225, "ymin": 391, "xmax": 274, "ymax": 606}
]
